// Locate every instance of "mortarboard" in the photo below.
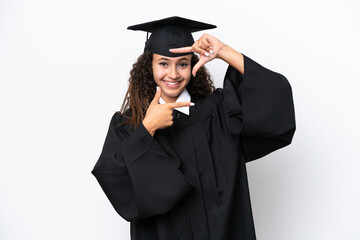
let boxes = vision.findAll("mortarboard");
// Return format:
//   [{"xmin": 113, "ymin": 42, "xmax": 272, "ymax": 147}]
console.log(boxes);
[{"xmin": 127, "ymin": 16, "xmax": 216, "ymax": 57}]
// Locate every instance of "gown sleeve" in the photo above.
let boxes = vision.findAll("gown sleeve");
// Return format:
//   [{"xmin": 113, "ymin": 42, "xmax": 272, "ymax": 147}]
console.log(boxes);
[
  {"xmin": 220, "ymin": 54, "xmax": 296, "ymax": 162},
  {"xmin": 91, "ymin": 113, "xmax": 194, "ymax": 221}
]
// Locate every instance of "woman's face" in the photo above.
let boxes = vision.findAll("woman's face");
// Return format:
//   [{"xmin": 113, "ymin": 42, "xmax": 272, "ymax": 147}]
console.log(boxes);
[{"xmin": 152, "ymin": 53, "xmax": 192, "ymax": 103}]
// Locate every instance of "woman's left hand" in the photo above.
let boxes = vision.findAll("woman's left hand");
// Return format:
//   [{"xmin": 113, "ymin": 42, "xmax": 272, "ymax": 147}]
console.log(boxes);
[{"xmin": 169, "ymin": 33, "xmax": 225, "ymax": 77}]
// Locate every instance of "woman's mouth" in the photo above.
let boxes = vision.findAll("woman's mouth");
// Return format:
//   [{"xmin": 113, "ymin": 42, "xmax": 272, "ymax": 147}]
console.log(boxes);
[{"xmin": 163, "ymin": 80, "xmax": 182, "ymax": 88}]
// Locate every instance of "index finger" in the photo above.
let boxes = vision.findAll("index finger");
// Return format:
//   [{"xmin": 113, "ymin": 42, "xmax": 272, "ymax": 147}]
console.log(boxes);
[
  {"xmin": 169, "ymin": 46, "xmax": 193, "ymax": 54},
  {"xmin": 166, "ymin": 101, "xmax": 195, "ymax": 109}
]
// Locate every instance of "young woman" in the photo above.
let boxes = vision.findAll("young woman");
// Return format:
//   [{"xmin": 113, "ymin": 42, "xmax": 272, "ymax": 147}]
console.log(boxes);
[{"xmin": 91, "ymin": 16, "xmax": 296, "ymax": 240}]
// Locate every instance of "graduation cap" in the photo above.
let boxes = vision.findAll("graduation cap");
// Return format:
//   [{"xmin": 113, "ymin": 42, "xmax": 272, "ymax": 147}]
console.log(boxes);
[{"xmin": 127, "ymin": 16, "xmax": 217, "ymax": 57}]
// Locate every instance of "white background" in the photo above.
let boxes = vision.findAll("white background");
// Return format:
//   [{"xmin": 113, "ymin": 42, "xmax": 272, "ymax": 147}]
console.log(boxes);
[{"xmin": 1, "ymin": 0, "xmax": 359, "ymax": 239}]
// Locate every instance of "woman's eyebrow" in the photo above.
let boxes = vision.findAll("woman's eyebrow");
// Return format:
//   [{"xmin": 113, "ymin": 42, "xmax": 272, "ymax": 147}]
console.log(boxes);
[
  {"xmin": 157, "ymin": 57, "xmax": 170, "ymax": 61},
  {"xmin": 157, "ymin": 57, "xmax": 190, "ymax": 62},
  {"xmin": 179, "ymin": 58, "xmax": 190, "ymax": 62}
]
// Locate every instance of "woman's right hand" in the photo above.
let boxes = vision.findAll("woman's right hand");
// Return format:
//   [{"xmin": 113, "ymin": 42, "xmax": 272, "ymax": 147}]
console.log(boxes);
[
  {"xmin": 169, "ymin": 33, "xmax": 225, "ymax": 77},
  {"xmin": 142, "ymin": 87, "xmax": 194, "ymax": 136}
]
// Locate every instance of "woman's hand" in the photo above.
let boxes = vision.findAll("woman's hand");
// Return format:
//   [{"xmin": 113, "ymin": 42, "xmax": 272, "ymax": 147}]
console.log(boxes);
[
  {"xmin": 170, "ymin": 33, "xmax": 225, "ymax": 77},
  {"xmin": 142, "ymin": 87, "xmax": 194, "ymax": 136}
]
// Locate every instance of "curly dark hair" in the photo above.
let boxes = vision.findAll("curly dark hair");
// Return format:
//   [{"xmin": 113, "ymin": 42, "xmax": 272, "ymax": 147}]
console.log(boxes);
[{"xmin": 118, "ymin": 51, "xmax": 215, "ymax": 128}]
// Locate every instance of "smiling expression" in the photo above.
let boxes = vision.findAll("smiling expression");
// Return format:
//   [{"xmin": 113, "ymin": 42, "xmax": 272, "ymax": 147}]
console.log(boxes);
[{"xmin": 152, "ymin": 53, "xmax": 192, "ymax": 103}]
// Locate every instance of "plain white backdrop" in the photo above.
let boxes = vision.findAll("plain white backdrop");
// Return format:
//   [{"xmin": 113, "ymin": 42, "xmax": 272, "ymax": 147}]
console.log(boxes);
[{"xmin": 1, "ymin": 0, "xmax": 359, "ymax": 239}]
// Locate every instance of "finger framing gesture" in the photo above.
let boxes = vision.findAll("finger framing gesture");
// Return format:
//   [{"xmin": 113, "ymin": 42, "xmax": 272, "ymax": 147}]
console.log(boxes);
[
  {"xmin": 142, "ymin": 87, "xmax": 195, "ymax": 136},
  {"xmin": 170, "ymin": 33, "xmax": 225, "ymax": 77}
]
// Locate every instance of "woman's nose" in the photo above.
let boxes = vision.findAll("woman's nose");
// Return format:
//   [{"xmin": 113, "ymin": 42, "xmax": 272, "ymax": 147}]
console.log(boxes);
[{"xmin": 168, "ymin": 66, "xmax": 179, "ymax": 79}]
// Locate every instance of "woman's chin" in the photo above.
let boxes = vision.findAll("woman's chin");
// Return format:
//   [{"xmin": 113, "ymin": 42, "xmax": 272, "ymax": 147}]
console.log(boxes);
[
  {"xmin": 160, "ymin": 89, "xmax": 183, "ymax": 102},
  {"xmin": 160, "ymin": 85, "xmax": 184, "ymax": 95}
]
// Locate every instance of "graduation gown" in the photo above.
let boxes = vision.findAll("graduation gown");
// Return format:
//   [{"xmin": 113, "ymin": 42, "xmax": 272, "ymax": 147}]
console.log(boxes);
[{"xmin": 91, "ymin": 54, "xmax": 296, "ymax": 240}]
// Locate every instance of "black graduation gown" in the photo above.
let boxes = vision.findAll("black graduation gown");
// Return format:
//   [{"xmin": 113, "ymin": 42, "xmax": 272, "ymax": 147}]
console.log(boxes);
[{"xmin": 91, "ymin": 54, "xmax": 296, "ymax": 240}]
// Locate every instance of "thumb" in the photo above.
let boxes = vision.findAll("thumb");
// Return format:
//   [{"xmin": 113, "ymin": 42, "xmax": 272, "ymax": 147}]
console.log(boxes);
[
  {"xmin": 192, "ymin": 57, "xmax": 208, "ymax": 77},
  {"xmin": 151, "ymin": 86, "xmax": 161, "ymax": 105}
]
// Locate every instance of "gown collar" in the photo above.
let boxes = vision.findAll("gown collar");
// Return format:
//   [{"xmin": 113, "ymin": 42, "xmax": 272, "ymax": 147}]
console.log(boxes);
[{"xmin": 159, "ymin": 88, "xmax": 191, "ymax": 115}]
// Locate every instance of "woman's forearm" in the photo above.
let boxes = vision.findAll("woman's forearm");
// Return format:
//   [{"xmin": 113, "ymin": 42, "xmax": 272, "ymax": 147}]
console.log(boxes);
[{"xmin": 218, "ymin": 45, "xmax": 245, "ymax": 75}]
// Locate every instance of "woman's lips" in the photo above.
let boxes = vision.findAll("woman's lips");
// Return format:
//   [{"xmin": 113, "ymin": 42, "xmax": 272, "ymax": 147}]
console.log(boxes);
[{"xmin": 162, "ymin": 80, "xmax": 182, "ymax": 88}]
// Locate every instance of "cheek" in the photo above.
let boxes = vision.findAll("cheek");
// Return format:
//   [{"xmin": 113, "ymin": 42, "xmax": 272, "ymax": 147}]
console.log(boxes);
[
  {"xmin": 152, "ymin": 66, "xmax": 164, "ymax": 83},
  {"xmin": 181, "ymin": 68, "xmax": 191, "ymax": 82}
]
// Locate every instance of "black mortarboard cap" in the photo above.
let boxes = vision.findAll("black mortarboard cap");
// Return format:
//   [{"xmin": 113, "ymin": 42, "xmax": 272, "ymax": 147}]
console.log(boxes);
[{"xmin": 127, "ymin": 16, "xmax": 216, "ymax": 57}]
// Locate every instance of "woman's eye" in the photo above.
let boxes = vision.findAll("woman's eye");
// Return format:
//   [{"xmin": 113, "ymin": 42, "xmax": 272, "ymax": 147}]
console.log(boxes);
[
  {"xmin": 179, "ymin": 63, "xmax": 188, "ymax": 67},
  {"xmin": 159, "ymin": 62, "xmax": 168, "ymax": 66}
]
